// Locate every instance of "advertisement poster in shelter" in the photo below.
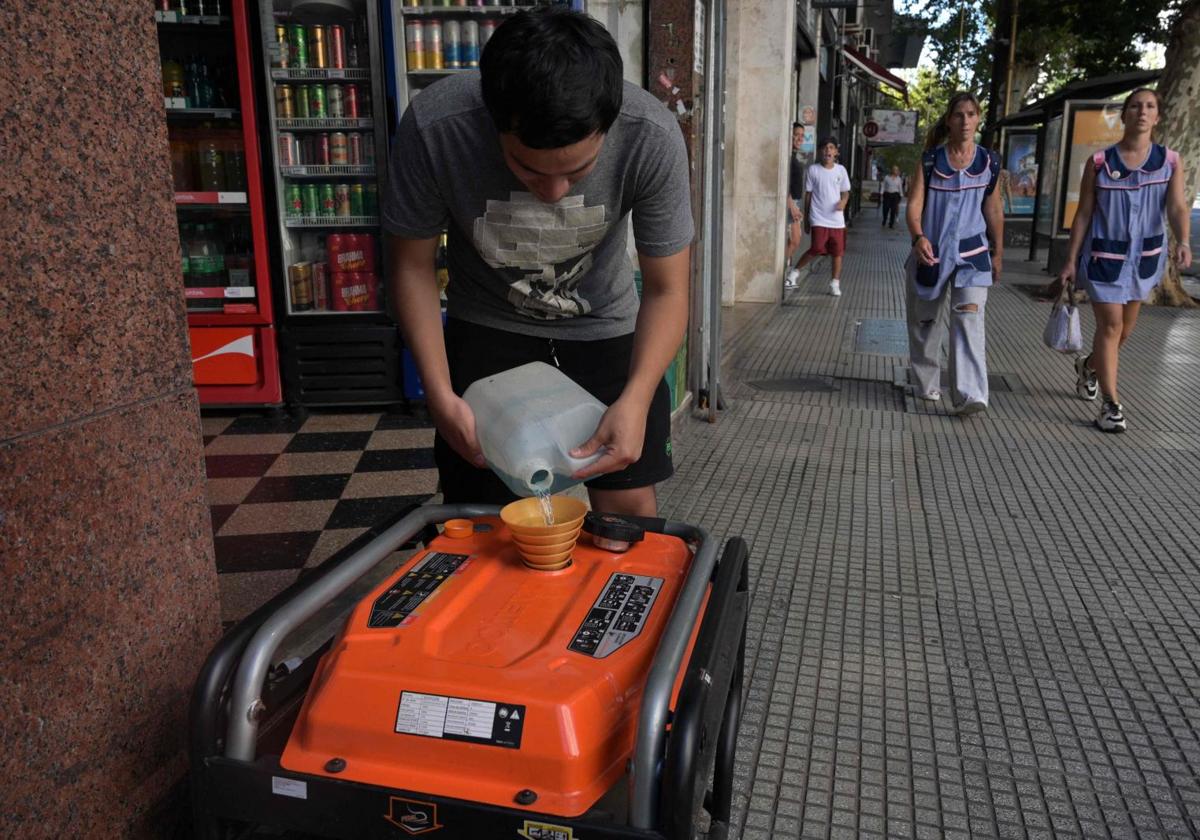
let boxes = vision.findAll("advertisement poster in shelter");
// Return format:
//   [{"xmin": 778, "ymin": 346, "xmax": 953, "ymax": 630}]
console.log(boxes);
[
  {"xmin": 865, "ymin": 109, "xmax": 918, "ymax": 144},
  {"xmin": 1003, "ymin": 131, "xmax": 1038, "ymax": 216},
  {"xmin": 1061, "ymin": 102, "xmax": 1125, "ymax": 230},
  {"xmin": 1035, "ymin": 115, "xmax": 1063, "ymax": 238}
]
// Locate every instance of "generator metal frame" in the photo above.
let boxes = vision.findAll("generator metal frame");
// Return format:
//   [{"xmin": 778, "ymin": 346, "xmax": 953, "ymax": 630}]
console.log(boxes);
[{"xmin": 191, "ymin": 503, "xmax": 749, "ymax": 840}]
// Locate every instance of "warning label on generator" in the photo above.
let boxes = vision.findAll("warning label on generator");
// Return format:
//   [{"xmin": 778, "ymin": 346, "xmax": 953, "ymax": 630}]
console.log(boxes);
[
  {"xmin": 369, "ymin": 552, "xmax": 470, "ymax": 628},
  {"xmin": 395, "ymin": 691, "xmax": 525, "ymax": 749},
  {"xmin": 568, "ymin": 573, "xmax": 664, "ymax": 658}
]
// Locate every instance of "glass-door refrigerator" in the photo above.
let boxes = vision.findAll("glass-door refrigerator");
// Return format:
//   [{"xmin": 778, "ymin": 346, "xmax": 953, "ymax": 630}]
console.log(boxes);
[
  {"xmin": 156, "ymin": 0, "xmax": 283, "ymax": 406},
  {"xmin": 255, "ymin": 0, "xmax": 402, "ymax": 406}
]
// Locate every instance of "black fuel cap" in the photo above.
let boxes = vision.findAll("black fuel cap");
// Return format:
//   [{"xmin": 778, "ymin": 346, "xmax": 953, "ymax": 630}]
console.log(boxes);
[{"xmin": 582, "ymin": 512, "xmax": 645, "ymax": 552}]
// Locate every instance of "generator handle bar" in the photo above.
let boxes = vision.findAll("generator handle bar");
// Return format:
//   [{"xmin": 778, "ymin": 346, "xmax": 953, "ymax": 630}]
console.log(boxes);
[
  {"xmin": 224, "ymin": 503, "xmax": 501, "ymax": 761},
  {"xmin": 629, "ymin": 521, "xmax": 718, "ymax": 830}
]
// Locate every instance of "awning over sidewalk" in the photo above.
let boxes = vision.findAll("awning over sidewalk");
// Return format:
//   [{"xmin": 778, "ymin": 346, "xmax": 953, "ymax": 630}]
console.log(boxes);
[{"xmin": 842, "ymin": 46, "xmax": 908, "ymax": 99}]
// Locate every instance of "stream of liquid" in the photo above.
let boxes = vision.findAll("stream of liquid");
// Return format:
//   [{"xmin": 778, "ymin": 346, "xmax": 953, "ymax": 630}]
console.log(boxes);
[{"xmin": 534, "ymin": 488, "xmax": 555, "ymax": 526}]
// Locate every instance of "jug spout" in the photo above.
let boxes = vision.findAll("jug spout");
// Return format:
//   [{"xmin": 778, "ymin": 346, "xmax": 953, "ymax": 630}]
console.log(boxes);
[{"xmin": 522, "ymin": 460, "xmax": 555, "ymax": 495}]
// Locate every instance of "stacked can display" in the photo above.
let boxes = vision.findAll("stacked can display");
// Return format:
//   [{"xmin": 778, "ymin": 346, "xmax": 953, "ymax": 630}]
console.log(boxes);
[
  {"xmin": 403, "ymin": 16, "xmax": 496, "ymax": 72},
  {"xmin": 287, "ymin": 233, "xmax": 381, "ymax": 312}
]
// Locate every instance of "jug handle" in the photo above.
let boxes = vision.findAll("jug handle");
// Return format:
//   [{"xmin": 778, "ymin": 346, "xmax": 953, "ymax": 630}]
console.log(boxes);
[{"xmin": 564, "ymin": 446, "xmax": 607, "ymax": 476}]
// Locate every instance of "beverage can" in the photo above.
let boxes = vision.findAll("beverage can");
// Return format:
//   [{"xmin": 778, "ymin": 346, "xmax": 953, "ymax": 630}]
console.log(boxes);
[
  {"xmin": 334, "ymin": 183, "xmax": 352, "ymax": 216},
  {"xmin": 330, "ymin": 132, "xmax": 349, "ymax": 165},
  {"xmin": 331, "ymin": 272, "xmax": 353, "ymax": 311},
  {"xmin": 480, "ymin": 19, "xmax": 496, "ymax": 47},
  {"xmin": 358, "ymin": 233, "xmax": 377, "ymax": 271},
  {"xmin": 294, "ymin": 84, "xmax": 310, "ymax": 118},
  {"xmin": 424, "ymin": 22, "xmax": 444, "ymax": 70},
  {"xmin": 278, "ymin": 132, "xmax": 298, "ymax": 166},
  {"xmin": 308, "ymin": 84, "xmax": 327, "ymax": 118},
  {"xmin": 344, "ymin": 84, "xmax": 359, "ymax": 118},
  {"xmin": 301, "ymin": 135, "xmax": 315, "ymax": 165},
  {"xmin": 275, "ymin": 84, "xmax": 295, "ymax": 119},
  {"xmin": 349, "ymin": 183, "xmax": 365, "ymax": 216},
  {"xmin": 319, "ymin": 183, "xmax": 336, "ymax": 216},
  {"xmin": 289, "ymin": 262, "xmax": 314, "ymax": 310},
  {"xmin": 361, "ymin": 272, "xmax": 380, "ymax": 311},
  {"xmin": 274, "ymin": 24, "xmax": 289, "ymax": 68},
  {"xmin": 404, "ymin": 21, "xmax": 424, "ymax": 71},
  {"xmin": 285, "ymin": 184, "xmax": 303, "ymax": 217},
  {"xmin": 289, "ymin": 23, "xmax": 308, "ymax": 68},
  {"xmin": 347, "ymin": 132, "xmax": 363, "ymax": 165},
  {"xmin": 362, "ymin": 135, "xmax": 375, "ymax": 165},
  {"xmin": 316, "ymin": 132, "xmax": 331, "ymax": 165},
  {"xmin": 327, "ymin": 84, "xmax": 344, "ymax": 118},
  {"xmin": 301, "ymin": 183, "xmax": 320, "ymax": 217},
  {"xmin": 312, "ymin": 260, "xmax": 329, "ymax": 309},
  {"xmin": 328, "ymin": 24, "xmax": 346, "ymax": 69},
  {"xmin": 443, "ymin": 20, "xmax": 461, "ymax": 69},
  {"xmin": 309, "ymin": 25, "xmax": 327, "ymax": 69},
  {"xmin": 461, "ymin": 20, "xmax": 479, "ymax": 68},
  {"xmin": 364, "ymin": 183, "xmax": 378, "ymax": 215}
]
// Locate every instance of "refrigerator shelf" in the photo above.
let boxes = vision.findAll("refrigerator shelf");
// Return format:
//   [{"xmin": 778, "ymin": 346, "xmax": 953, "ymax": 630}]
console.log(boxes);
[
  {"xmin": 184, "ymin": 286, "xmax": 258, "ymax": 300},
  {"xmin": 280, "ymin": 165, "xmax": 377, "ymax": 177},
  {"xmin": 270, "ymin": 67, "xmax": 371, "ymax": 81},
  {"xmin": 406, "ymin": 68, "xmax": 474, "ymax": 76},
  {"xmin": 166, "ymin": 103, "xmax": 239, "ymax": 119},
  {"xmin": 285, "ymin": 215, "xmax": 380, "ymax": 228},
  {"xmin": 276, "ymin": 117, "xmax": 374, "ymax": 130},
  {"xmin": 176, "ymin": 191, "xmax": 248, "ymax": 205},
  {"xmin": 400, "ymin": 5, "xmax": 535, "ymax": 13},
  {"xmin": 155, "ymin": 11, "xmax": 231, "ymax": 25}
]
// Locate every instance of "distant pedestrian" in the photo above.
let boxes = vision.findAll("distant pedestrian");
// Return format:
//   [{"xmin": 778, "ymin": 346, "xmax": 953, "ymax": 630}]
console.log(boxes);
[
  {"xmin": 793, "ymin": 136, "xmax": 851, "ymax": 296},
  {"xmin": 1058, "ymin": 87, "xmax": 1191, "ymax": 433},
  {"xmin": 784, "ymin": 122, "xmax": 805, "ymax": 288},
  {"xmin": 904, "ymin": 91, "xmax": 1003, "ymax": 416},
  {"xmin": 881, "ymin": 165, "xmax": 903, "ymax": 228}
]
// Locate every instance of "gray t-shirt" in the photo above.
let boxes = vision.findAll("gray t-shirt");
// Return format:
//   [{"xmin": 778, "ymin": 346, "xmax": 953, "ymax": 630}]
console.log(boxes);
[{"xmin": 382, "ymin": 73, "xmax": 694, "ymax": 340}]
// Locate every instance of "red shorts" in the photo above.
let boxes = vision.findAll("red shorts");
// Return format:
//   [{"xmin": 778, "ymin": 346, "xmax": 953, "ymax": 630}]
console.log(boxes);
[{"xmin": 807, "ymin": 226, "xmax": 846, "ymax": 257}]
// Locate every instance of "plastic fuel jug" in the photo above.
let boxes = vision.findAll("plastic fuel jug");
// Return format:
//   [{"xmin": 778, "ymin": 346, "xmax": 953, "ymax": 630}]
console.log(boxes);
[{"xmin": 463, "ymin": 362, "xmax": 606, "ymax": 497}]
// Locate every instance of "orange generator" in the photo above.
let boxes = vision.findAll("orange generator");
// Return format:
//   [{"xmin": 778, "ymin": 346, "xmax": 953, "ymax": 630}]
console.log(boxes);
[{"xmin": 191, "ymin": 503, "xmax": 748, "ymax": 840}]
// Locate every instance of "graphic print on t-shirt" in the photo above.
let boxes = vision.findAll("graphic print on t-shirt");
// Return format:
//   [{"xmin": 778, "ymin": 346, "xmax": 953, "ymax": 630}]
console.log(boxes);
[{"xmin": 473, "ymin": 192, "xmax": 609, "ymax": 320}]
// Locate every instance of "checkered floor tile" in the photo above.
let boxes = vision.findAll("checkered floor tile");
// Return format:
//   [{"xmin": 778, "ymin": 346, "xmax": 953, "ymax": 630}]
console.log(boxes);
[{"xmin": 202, "ymin": 407, "xmax": 437, "ymax": 624}]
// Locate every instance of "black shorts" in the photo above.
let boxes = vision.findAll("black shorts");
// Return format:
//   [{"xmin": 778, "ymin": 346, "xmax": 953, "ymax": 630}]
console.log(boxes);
[{"xmin": 435, "ymin": 318, "xmax": 674, "ymax": 505}]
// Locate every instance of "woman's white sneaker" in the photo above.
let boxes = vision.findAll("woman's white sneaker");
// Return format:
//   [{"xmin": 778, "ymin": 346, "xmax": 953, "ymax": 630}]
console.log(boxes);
[
  {"xmin": 1096, "ymin": 399, "xmax": 1126, "ymax": 433},
  {"xmin": 1074, "ymin": 354, "xmax": 1098, "ymax": 400},
  {"xmin": 829, "ymin": 279, "xmax": 841, "ymax": 296}
]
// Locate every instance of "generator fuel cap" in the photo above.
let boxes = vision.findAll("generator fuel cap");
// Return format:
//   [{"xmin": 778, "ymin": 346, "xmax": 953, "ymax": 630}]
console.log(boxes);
[{"xmin": 582, "ymin": 512, "xmax": 645, "ymax": 553}]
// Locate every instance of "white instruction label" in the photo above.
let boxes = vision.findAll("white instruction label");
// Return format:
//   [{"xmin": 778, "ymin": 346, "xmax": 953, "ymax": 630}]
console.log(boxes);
[
  {"xmin": 272, "ymin": 776, "xmax": 308, "ymax": 800},
  {"xmin": 395, "ymin": 691, "xmax": 525, "ymax": 749}
]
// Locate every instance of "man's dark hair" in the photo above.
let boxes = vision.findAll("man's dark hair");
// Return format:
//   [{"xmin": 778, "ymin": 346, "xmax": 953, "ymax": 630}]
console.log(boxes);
[
  {"xmin": 480, "ymin": 7, "xmax": 623, "ymax": 149},
  {"xmin": 820, "ymin": 135, "xmax": 839, "ymax": 149},
  {"xmin": 793, "ymin": 122, "xmax": 803, "ymax": 130}
]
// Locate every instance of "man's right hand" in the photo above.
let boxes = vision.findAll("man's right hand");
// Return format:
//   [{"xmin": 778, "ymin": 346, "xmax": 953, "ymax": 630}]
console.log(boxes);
[
  {"xmin": 1057, "ymin": 260, "xmax": 1076, "ymax": 290},
  {"xmin": 428, "ymin": 391, "xmax": 487, "ymax": 468},
  {"xmin": 913, "ymin": 236, "xmax": 936, "ymax": 266}
]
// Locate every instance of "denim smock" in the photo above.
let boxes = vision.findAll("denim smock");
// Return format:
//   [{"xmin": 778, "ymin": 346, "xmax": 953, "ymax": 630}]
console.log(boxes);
[
  {"xmin": 1077, "ymin": 143, "xmax": 1178, "ymax": 304},
  {"xmin": 906, "ymin": 145, "xmax": 998, "ymax": 301}
]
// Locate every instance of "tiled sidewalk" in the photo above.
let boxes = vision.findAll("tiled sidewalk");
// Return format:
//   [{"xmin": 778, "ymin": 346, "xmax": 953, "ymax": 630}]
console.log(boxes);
[{"xmin": 660, "ymin": 222, "xmax": 1200, "ymax": 838}]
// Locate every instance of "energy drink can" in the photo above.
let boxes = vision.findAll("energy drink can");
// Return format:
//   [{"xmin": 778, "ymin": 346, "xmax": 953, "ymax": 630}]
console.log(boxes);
[
  {"xmin": 275, "ymin": 84, "xmax": 295, "ymax": 118},
  {"xmin": 274, "ymin": 24, "xmax": 289, "ymax": 67},
  {"xmin": 327, "ymin": 84, "xmax": 345, "ymax": 118},
  {"xmin": 316, "ymin": 132, "xmax": 331, "ymax": 165},
  {"xmin": 309, "ymin": 24, "xmax": 327, "ymax": 69},
  {"xmin": 347, "ymin": 132, "xmax": 363, "ymax": 165},
  {"xmin": 442, "ymin": 20, "xmax": 461, "ymax": 70},
  {"xmin": 330, "ymin": 132, "xmax": 349, "ymax": 165},
  {"xmin": 289, "ymin": 23, "xmax": 308, "ymax": 67},
  {"xmin": 461, "ymin": 20, "xmax": 479, "ymax": 68},
  {"xmin": 285, "ymin": 184, "xmax": 302, "ymax": 217},
  {"xmin": 349, "ymin": 183, "xmax": 365, "ymax": 216},
  {"xmin": 294, "ymin": 84, "xmax": 310, "ymax": 118},
  {"xmin": 278, "ymin": 132, "xmax": 298, "ymax": 166},
  {"xmin": 344, "ymin": 84, "xmax": 359, "ymax": 118},
  {"xmin": 301, "ymin": 183, "xmax": 319, "ymax": 217},
  {"xmin": 328, "ymin": 24, "xmax": 346, "ymax": 69},
  {"xmin": 308, "ymin": 84, "xmax": 327, "ymax": 118},
  {"xmin": 319, "ymin": 183, "xmax": 336, "ymax": 216},
  {"xmin": 404, "ymin": 21, "xmax": 424, "ymax": 71},
  {"xmin": 424, "ymin": 21, "xmax": 444, "ymax": 70}
]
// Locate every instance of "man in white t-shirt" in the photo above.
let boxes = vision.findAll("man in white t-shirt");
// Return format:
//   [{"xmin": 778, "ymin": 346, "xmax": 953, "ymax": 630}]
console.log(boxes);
[{"xmin": 793, "ymin": 137, "xmax": 852, "ymax": 296}]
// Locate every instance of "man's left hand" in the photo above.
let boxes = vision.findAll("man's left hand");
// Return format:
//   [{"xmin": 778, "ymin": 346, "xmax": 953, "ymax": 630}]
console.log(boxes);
[{"xmin": 569, "ymin": 397, "xmax": 647, "ymax": 480}]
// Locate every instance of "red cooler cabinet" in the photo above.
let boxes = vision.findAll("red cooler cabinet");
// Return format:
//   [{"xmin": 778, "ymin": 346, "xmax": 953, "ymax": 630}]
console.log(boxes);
[{"xmin": 156, "ymin": 0, "xmax": 283, "ymax": 406}]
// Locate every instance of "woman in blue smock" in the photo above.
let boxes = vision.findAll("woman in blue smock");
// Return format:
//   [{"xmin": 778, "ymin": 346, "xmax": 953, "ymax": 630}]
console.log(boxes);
[
  {"xmin": 904, "ymin": 92, "xmax": 1004, "ymax": 416},
  {"xmin": 1059, "ymin": 88, "xmax": 1192, "ymax": 433}
]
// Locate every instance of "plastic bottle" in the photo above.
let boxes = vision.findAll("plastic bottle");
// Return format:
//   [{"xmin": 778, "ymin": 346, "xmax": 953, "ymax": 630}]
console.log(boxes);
[
  {"xmin": 188, "ymin": 224, "xmax": 226, "ymax": 286},
  {"xmin": 162, "ymin": 58, "xmax": 186, "ymax": 99},
  {"xmin": 196, "ymin": 128, "xmax": 226, "ymax": 191},
  {"xmin": 462, "ymin": 361, "xmax": 607, "ymax": 497}
]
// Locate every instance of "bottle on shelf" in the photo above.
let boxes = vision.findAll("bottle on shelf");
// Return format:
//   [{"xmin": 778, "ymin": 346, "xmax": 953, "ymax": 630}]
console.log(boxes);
[
  {"xmin": 223, "ymin": 129, "xmax": 246, "ymax": 190},
  {"xmin": 196, "ymin": 128, "xmax": 226, "ymax": 192},
  {"xmin": 169, "ymin": 128, "xmax": 195, "ymax": 190},
  {"xmin": 188, "ymin": 223, "xmax": 226, "ymax": 287},
  {"xmin": 162, "ymin": 57, "xmax": 186, "ymax": 100},
  {"xmin": 225, "ymin": 220, "xmax": 254, "ymax": 287}
]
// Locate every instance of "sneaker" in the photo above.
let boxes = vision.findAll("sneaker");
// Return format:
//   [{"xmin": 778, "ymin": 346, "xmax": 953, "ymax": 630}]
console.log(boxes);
[
  {"xmin": 1074, "ymin": 354, "xmax": 1098, "ymax": 401},
  {"xmin": 1096, "ymin": 399, "xmax": 1126, "ymax": 433},
  {"xmin": 784, "ymin": 268, "xmax": 799, "ymax": 288},
  {"xmin": 916, "ymin": 389, "xmax": 941, "ymax": 402},
  {"xmin": 829, "ymin": 279, "xmax": 841, "ymax": 297},
  {"xmin": 954, "ymin": 399, "xmax": 987, "ymax": 417}
]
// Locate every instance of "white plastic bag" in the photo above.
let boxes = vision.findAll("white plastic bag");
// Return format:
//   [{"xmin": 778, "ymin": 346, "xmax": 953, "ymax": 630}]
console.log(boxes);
[{"xmin": 1043, "ymin": 284, "xmax": 1083, "ymax": 354}]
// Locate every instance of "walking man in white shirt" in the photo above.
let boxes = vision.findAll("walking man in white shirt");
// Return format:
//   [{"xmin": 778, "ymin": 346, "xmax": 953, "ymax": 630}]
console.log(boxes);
[{"xmin": 793, "ymin": 137, "xmax": 852, "ymax": 296}]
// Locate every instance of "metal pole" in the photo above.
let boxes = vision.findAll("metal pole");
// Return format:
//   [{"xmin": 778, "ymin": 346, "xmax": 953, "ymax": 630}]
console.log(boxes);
[
  {"xmin": 697, "ymin": 0, "xmax": 716, "ymax": 419},
  {"xmin": 707, "ymin": 0, "xmax": 726, "ymax": 422},
  {"xmin": 1004, "ymin": 0, "xmax": 1019, "ymax": 116}
]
